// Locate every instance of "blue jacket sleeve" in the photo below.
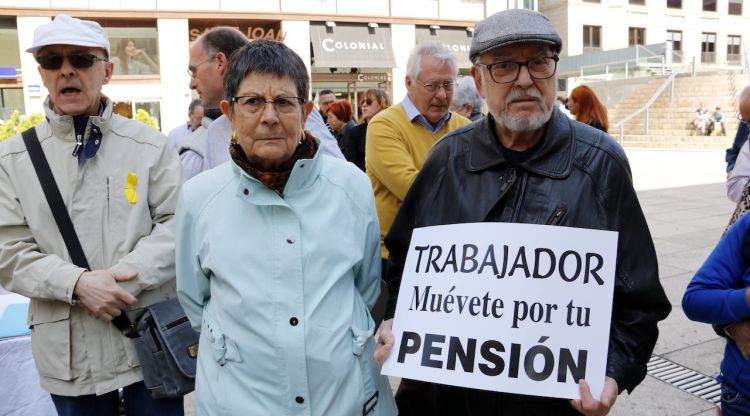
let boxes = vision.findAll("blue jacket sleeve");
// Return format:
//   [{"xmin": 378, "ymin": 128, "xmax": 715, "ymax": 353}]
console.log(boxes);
[
  {"xmin": 726, "ymin": 123, "xmax": 750, "ymax": 172},
  {"xmin": 683, "ymin": 214, "xmax": 750, "ymax": 324}
]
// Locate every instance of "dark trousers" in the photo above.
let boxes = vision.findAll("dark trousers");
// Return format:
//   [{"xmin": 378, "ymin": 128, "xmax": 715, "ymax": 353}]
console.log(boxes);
[
  {"xmin": 396, "ymin": 379, "xmax": 583, "ymax": 416},
  {"xmin": 722, "ymin": 382, "xmax": 750, "ymax": 416},
  {"xmin": 51, "ymin": 381, "xmax": 183, "ymax": 416},
  {"xmin": 368, "ymin": 258, "xmax": 390, "ymax": 329}
]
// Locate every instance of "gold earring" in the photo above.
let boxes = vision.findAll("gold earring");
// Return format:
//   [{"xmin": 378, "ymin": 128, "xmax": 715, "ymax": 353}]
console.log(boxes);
[{"xmin": 231, "ymin": 131, "xmax": 237, "ymax": 144}]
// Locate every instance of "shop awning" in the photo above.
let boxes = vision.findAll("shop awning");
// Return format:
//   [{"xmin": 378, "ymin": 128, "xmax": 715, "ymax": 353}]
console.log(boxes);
[
  {"xmin": 415, "ymin": 26, "xmax": 473, "ymax": 68},
  {"xmin": 310, "ymin": 22, "xmax": 396, "ymax": 68}
]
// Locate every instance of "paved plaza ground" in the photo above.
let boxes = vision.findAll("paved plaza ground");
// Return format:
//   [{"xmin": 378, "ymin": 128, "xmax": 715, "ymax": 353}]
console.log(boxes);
[{"xmin": 608, "ymin": 148, "xmax": 732, "ymax": 416}]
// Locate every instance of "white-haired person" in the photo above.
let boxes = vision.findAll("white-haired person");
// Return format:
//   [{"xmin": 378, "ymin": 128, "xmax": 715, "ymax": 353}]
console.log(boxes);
[{"xmin": 450, "ymin": 76, "xmax": 485, "ymax": 121}]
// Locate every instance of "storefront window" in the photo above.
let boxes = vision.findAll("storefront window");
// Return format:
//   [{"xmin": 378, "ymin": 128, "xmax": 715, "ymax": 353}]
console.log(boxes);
[
  {"xmin": 113, "ymin": 100, "xmax": 162, "ymax": 131},
  {"xmin": 0, "ymin": 88, "xmax": 24, "ymax": 120},
  {"xmin": 100, "ymin": 20, "xmax": 160, "ymax": 76},
  {"xmin": 0, "ymin": 18, "xmax": 22, "ymax": 118},
  {"xmin": 0, "ymin": 18, "xmax": 20, "ymax": 70}
]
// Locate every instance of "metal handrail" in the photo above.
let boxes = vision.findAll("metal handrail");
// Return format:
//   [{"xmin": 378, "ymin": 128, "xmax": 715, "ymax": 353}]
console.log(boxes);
[
  {"xmin": 613, "ymin": 70, "xmax": 681, "ymax": 144},
  {"xmin": 579, "ymin": 55, "xmax": 666, "ymax": 82}
]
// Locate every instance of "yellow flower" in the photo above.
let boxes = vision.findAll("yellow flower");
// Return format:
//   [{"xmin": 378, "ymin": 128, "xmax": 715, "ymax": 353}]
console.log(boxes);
[{"xmin": 124, "ymin": 173, "xmax": 138, "ymax": 204}]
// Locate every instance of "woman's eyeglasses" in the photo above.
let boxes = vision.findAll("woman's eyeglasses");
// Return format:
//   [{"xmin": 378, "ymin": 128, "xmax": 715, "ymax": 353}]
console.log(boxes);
[
  {"xmin": 35, "ymin": 53, "xmax": 108, "ymax": 70},
  {"xmin": 362, "ymin": 99, "xmax": 377, "ymax": 106},
  {"xmin": 232, "ymin": 96, "xmax": 305, "ymax": 116}
]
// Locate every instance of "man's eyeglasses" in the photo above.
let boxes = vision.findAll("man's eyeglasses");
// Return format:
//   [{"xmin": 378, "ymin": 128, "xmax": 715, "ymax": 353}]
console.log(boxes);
[
  {"xmin": 416, "ymin": 80, "xmax": 455, "ymax": 93},
  {"xmin": 35, "ymin": 53, "xmax": 108, "ymax": 70},
  {"xmin": 232, "ymin": 96, "xmax": 305, "ymax": 116},
  {"xmin": 476, "ymin": 55, "xmax": 559, "ymax": 84},
  {"xmin": 187, "ymin": 55, "xmax": 216, "ymax": 79}
]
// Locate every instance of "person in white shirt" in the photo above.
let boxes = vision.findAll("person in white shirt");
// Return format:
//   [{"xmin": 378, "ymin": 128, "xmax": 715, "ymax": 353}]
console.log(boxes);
[{"xmin": 167, "ymin": 99, "xmax": 203, "ymax": 149}]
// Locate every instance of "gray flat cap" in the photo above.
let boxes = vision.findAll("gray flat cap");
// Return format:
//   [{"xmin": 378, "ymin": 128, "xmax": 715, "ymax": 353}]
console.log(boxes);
[{"xmin": 469, "ymin": 9, "xmax": 562, "ymax": 62}]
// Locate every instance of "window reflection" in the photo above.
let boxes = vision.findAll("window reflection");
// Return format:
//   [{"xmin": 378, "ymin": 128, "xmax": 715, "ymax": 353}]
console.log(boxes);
[{"xmin": 103, "ymin": 25, "xmax": 160, "ymax": 76}]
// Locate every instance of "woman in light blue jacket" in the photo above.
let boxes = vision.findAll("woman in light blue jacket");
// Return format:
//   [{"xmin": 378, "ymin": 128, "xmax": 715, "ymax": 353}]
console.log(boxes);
[{"xmin": 175, "ymin": 40, "xmax": 397, "ymax": 416}]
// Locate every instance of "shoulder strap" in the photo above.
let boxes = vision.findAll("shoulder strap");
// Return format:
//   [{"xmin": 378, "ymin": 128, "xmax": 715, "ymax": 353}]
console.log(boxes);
[
  {"xmin": 21, "ymin": 128, "xmax": 134, "ymax": 333},
  {"xmin": 22, "ymin": 128, "xmax": 90, "ymax": 270}
]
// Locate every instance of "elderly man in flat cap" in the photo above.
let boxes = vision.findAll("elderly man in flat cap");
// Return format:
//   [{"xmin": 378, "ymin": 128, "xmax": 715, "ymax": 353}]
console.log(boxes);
[
  {"xmin": 374, "ymin": 9, "xmax": 670, "ymax": 416},
  {"xmin": 0, "ymin": 15, "xmax": 183, "ymax": 415}
]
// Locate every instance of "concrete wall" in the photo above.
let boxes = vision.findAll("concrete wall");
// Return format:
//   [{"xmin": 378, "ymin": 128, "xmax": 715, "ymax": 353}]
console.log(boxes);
[
  {"xmin": 391, "ymin": 24, "xmax": 417, "ymax": 101},
  {"xmin": 16, "ymin": 16, "xmax": 49, "ymax": 117}
]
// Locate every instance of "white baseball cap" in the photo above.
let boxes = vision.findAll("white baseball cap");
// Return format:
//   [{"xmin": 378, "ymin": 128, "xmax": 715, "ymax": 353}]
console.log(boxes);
[{"xmin": 26, "ymin": 14, "xmax": 110, "ymax": 57}]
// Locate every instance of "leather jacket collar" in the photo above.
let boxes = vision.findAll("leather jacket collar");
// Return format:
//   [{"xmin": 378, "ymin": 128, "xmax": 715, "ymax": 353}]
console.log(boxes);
[{"xmin": 467, "ymin": 108, "xmax": 576, "ymax": 179}]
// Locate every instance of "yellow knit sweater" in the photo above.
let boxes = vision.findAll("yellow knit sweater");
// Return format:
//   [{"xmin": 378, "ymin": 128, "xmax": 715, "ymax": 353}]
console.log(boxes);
[{"xmin": 365, "ymin": 103, "xmax": 470, "ymax": 258}]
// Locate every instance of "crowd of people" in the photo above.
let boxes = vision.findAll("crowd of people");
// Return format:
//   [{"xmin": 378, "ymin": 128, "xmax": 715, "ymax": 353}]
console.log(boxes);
[{"xmin": 8, "ymin": 8, "xmax": 750, "ymax": 416}]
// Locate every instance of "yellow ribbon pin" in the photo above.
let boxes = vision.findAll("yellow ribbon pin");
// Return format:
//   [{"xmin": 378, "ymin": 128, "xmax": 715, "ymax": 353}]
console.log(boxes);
[{"xmin": 124, "ymin": 173, "xmax": 138, "ymax": 205}]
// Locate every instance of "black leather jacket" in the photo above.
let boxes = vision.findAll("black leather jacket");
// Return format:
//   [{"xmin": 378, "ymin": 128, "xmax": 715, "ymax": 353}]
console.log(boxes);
[{"xmin": 383, "ymin": 109, "xmax": 671, "ymax": 401}]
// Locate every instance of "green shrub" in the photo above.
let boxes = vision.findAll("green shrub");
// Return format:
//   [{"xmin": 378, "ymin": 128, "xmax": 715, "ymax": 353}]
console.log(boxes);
[
  {"xmin": 134, "ymin": 108, "xmax": 159, "ymax": 131},
  {"xmin": 0, "ymin": 111, "xmax": 45, "ymax": 141}
]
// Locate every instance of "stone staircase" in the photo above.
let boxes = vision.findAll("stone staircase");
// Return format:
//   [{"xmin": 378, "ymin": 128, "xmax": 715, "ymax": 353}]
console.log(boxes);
[{"xmin": 608, "ymin": 72, "xmax": 743, "ymax": 149}]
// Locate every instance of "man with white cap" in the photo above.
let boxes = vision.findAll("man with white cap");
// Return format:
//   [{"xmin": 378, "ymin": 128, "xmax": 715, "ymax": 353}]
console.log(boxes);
[
  {"xmin": 373, "ymin": 9, "xmax": 670, "ymax": 416},
  {"xmin": 0, "ymin": 15, "xmax": 183, "ymax": 415}
]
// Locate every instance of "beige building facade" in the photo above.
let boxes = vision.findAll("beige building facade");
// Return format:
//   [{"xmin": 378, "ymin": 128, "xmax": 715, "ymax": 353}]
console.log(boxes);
[{"xmin": 0, "ymin": 0, "xmax": 746, "ymax": 131}]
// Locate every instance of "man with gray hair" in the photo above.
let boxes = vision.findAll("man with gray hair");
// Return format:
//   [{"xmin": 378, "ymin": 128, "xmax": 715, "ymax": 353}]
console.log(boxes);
[
  {"xmin": 450, "ymin": 76, "xmax": 484, "ymax": 121},
  {"xmin": 0, "ymin": 15, "xmax": 183, "ymax": 415},
  {"xmin": 365, "ymin": 41, "xmax": 470, "ymax": 283},
  {"xmin": 374, "ymin": 9, "xmax": 670, "ymax": 416},
  {"xmin": 180, "ymin": 27, "xmax": 247, "ymax": 179}
]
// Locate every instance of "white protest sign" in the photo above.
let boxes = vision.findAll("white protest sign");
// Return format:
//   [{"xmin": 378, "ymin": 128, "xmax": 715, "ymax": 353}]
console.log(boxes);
[{"xmin": 381, "ymin": 222, "xmax": 618, "ymax": 400}]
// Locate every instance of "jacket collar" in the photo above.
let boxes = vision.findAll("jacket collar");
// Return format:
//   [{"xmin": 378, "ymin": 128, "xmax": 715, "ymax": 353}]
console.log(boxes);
[
  {"xmin": 233, "ymin": 135, "xmax": 324, "ymax": 204},
  {"xmin": 467, "ymin": 107, "xmax": 575, "ymax": 179},
  {"xmin": 43, "ymin": 95, "xmax": 113, "ymax": 141}
]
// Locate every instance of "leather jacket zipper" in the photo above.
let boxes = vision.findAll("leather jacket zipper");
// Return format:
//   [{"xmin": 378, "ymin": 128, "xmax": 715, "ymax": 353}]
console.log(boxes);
[{"xmin": 546, "ymin": 205, "xmax": 567, "ymax": 225}]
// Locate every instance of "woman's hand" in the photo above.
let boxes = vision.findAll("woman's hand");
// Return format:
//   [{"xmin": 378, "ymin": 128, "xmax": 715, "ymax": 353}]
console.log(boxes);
[
  {"xmin": 374, "ymin": 318, "xmax": 395, "ymax": 364},
  {"xmin": 726, "ymin": 318, "xmax": 750, "ymax": 359},
  {"xmin": 570, "ymin": 377, "xmax": 618, "ymax": 416},
  {"xmin": 133, "ymin": 48, "xmax": 159, "ymax": 71}
]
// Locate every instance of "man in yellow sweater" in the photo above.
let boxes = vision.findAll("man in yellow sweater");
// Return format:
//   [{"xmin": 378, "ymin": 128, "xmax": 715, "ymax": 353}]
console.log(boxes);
[{"xmin": 365, "ymin": 42, "xmax": 471, "ymax": 272}]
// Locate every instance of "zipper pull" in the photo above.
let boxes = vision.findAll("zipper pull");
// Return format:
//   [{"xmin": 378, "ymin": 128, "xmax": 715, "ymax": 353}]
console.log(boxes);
[{"xmin": 72, "ymin": 134, "xmax": 83, "ymax": 157}]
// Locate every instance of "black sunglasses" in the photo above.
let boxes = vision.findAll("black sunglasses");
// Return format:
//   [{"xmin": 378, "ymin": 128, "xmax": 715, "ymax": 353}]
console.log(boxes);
[{"xmin": 35, "ymin": 53, "xmax": 108, "ymax": 70}]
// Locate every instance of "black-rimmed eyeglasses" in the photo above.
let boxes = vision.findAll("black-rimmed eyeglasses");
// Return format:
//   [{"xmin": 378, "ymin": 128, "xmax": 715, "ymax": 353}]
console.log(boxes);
[
  {"xmin": 232, "ymin": 96, "xmax": 305, "ymax": 116},
  {"xmin": 475, "ymin": 55, "xmax": 559, "ymax": 84},
  {"xmin": 36, "ymin": 53, "xmax": 108, "ymax": 70}
]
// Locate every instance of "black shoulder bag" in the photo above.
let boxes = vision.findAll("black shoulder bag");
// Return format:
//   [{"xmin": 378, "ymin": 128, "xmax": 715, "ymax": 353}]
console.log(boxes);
[{"xmin": 21, "ymin": 127, "xmax": 198, "ymax": 399}]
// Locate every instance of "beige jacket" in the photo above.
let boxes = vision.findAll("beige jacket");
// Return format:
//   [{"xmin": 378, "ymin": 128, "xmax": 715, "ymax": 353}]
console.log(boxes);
[{"xmin": 0, "ymin": 97, "xmax": 183, "ymax": 396}]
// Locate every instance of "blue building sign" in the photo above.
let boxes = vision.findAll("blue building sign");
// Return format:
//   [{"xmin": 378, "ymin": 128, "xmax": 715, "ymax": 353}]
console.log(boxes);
[{"xmin": 0, "ymin": 67, "xmax": 17, "ymax": 79}]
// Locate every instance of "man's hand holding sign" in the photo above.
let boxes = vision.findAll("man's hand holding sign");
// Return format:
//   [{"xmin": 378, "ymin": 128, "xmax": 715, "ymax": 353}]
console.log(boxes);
[{"xmin": 378, "ymin": 223, "xmax": 617, "ymax": 412}]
